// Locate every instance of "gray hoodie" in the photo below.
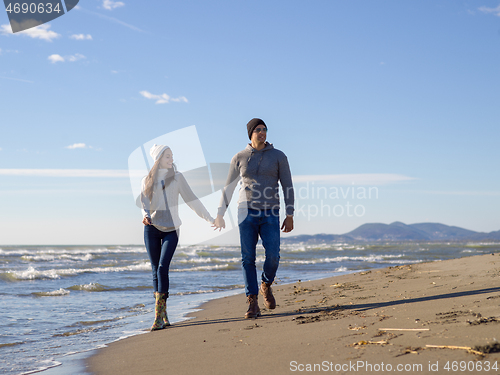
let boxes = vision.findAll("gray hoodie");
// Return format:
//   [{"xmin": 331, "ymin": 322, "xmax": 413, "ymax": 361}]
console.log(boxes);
[{"xmin": 218, "ymin": 142, "xmax": 294, "ymax": 216}]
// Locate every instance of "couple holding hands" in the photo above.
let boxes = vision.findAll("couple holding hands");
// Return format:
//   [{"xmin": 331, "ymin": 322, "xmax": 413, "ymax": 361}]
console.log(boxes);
[{"xmin": 140, "ymin": 118, "xmax": 295, "ymax": 331}]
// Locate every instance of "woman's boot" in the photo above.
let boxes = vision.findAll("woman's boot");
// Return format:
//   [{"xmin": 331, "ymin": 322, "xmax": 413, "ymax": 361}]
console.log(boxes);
[
  {"xmin": 151, "ymin": 292, "xmax": 167, "ymax": 331},
  {"xmin": 162, "ymin": 293, "xmax": 170, "ymax": 327}
]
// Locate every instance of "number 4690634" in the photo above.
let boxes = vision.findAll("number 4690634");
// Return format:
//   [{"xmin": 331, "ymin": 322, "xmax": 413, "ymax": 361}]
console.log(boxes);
[{"xmin": 5, "ymin": 2, "xmax": 62, "ymax": 14}]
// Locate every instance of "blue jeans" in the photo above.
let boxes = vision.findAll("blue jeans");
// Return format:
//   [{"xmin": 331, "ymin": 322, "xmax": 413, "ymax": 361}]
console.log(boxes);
[
  {"xmin": 238, "ymin": 208, "xmax": 280, "ymax": 296},
  {"xmin": 144, "ymin": 225, "xmax": 179, "ymax": 296}
]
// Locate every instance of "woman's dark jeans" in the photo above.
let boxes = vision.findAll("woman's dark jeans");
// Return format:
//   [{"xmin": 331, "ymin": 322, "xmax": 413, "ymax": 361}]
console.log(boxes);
[{"xmin": 144, "ymin": 225, "xmax": 179, "ymax": 296}]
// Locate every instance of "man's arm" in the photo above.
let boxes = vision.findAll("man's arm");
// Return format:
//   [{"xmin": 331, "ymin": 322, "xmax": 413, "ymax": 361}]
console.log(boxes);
[
  {"xmin": 278, "ymin": 154, "xmax": 295, "ymax": 232},
  {"xmin": 213, "ymin": 156, "xmax": 241, "ymax": 231}
]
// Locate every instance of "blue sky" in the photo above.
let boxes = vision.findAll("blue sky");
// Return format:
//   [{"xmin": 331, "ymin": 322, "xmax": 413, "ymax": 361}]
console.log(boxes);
[{"xmin": 1, "ymin": 0, "xmax": 499, "ymax": 245}]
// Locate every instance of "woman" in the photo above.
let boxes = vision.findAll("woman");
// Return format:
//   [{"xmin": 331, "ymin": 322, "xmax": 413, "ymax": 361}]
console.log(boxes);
[{"xmin": 141, "ymin": 144, "xmax": 214, "ymax": 331}]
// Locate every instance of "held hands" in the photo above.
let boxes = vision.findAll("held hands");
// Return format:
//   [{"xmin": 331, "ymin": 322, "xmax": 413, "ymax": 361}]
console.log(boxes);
[
  {"xmin": 142, "ymin": 217, "xmax": 152, "ymax": 226},
  {"xmin": 281, "ymin": 216, "xmax": 294, "ymax": 233},
  {"xmin": 212, "ymin": 214, "xmax": 225, "ymax": 231}
]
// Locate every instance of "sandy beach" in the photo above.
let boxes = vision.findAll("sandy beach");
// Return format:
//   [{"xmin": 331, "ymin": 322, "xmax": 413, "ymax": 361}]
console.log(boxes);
[{"xmin": 87, "ymin": 253, "xmax": 500, "ymax": 374}]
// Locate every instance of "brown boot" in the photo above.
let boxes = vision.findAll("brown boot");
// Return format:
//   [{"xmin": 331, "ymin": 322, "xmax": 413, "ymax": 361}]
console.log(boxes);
[
  {"xmin": 244, "ymin": 295, "xmax": 261, "ymax": 319},
  {"xmin": 260, "ymin": 282, "xmax": 276, "ymax": 309}
]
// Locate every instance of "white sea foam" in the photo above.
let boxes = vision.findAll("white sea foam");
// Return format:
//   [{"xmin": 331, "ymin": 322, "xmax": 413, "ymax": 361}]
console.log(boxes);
[
  {"xmin": 283, "ymin": 254, "xmax": 404, "ymax": 265},
  {"xmin": 176, "ymin": 257, "xmax": 240, "ymax": 264},
  {"xmin": 0, "ymin": 247, "xmax": 145, "ymax": 257},
  {"xmin": 33, "ymin": 288, "xmax": 70, "ymax": 297},
  {"xmin": 6, "ymin": 262, "xmax": 151, "ymax": 280},
  {"xmin": 21, "ymin": 253, "xmax": 95, "ymax": 262},
  {"xmin": 172, "ymin": 264, "xmax": 231, "ymax": 272},
  {"xmin": 19, "ymin": 360, "xmax": 63, "ymax": 375},
  {"xmin": 334, "ymin": 266, "xmax": 348, "ymax": 272},
  {"xmin": 466, "ymin": 242, "xmax": 500, "ymax": 246}
]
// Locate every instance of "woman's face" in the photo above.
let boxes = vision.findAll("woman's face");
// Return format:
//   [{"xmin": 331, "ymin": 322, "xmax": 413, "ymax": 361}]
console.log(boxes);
[{"xmin": 159, "ymin": 149, "xmax": 173, "ymax": 169}]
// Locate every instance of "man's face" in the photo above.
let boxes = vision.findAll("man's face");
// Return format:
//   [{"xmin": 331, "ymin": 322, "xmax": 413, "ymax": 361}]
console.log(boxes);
[{"xmin": 251, "ymin": 125, "xmax": 267, "ymax": 144}]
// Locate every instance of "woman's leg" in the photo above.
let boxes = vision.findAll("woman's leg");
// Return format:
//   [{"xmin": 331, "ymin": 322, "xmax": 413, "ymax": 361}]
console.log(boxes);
[
  {"xmin": 144, "ymin": 225, "xmax": 162, "ymax": 292},
  {"xmin": 157, "ymin": 230, "xmax": 179, "ymax": 296}
]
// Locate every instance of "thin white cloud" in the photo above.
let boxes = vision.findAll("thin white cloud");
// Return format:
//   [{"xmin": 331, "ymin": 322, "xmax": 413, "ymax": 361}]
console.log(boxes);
[
  {"xmin": 103, "ymin": 0, "xmax": 125, "ymax": 10},
  {"xmin": 65, "ymin": 143, "xmax": 89, "ymax": 149},
  {"xmin": 140, "ymin": 90, "xmax": 189, "ymax": 104},
  {"xmin": 408, "ymin": 190, "xmax": 500, "ymax": 196},
  {"xmin": 0, "ymin": 76, "xmax": 34, "ymax": 83},
  {"xmin": 0, "ymin": 170, "xmax": 420, "ymax": 186},
  {"xmin": 0, "ymin": 23, "xmax": 60, "ymax": 42},
  {"xmin": 70, "ymin": 34, "xmax": 92, "ymax": 40},
  {"xmin": 478, "ymin": 5, "xmax": 500, "ymax": 16},
  {"xmin": 48, "ymin": 53, "xmax": 86, "ymax": 63},
  {"xmin": 75, "ymin": 7, "xmax": 144, "ymax": 32},
  {"xmin": 292, "ymin": 174, "xmax": 417, "ymax": 185},
  {"xmin": 0, "ymin": 169, "xmax": 130, "ymax": 178}
]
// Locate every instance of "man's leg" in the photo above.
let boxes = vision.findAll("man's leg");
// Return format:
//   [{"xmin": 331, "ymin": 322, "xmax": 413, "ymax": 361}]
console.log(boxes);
[
  {"xmin": 260, "ymin": 210, "xmax": 280, "ymax": 284},
  {"xmin": 239, "ymin": 209, "xmax": 261, "ymax": 318},
  {"xmin": 259, "ymin": 209, "xmax": 280, "ymax": 309},
  {"xmin": 239, "ymin": 209, "xmax": 260, "ymax": 296}
]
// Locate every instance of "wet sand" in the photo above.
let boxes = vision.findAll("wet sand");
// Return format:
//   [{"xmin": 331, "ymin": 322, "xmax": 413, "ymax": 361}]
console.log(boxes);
[{"xmin": 87, "ymin": 253, "xmax": 500, "ymax": 374}]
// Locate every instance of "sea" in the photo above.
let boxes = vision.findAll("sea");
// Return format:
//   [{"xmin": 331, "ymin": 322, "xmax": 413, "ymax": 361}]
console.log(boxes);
[{"xmin": 1, "ymin": 241, "xmax": 499, "ymax": 375}]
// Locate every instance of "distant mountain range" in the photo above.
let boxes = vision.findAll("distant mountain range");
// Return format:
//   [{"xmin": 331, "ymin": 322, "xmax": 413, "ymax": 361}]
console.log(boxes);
[{"xmin": 282, "ymin": 222, "xmax": 500, "ymax": 244}]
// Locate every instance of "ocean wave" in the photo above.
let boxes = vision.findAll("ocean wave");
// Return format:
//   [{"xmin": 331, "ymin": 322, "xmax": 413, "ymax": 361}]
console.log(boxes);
[
  {"xmin": 385, "ymin": 259, "xmax": 422, "ymax": 265},
  {"xmin": 19, "ymin": 359, "xmax": 62, "ymax": 375},
  {"xmin": 0, "ymin": 246, "xmax": 145, "ymax": 257},
  {"xmin": 334, "ymin": 266, "xmax": 348, "ymax": 272},
  {"xmin": 175, "ymin": 289, "xmax": 221, "ymax": 295},
  {"xmin": 69, "ymin": 317, "xmax": 124, "ymax": 327},
  {"xmin": 67, "ymin": 283, "xmax": 152, "ymax": 293},
  {"xmin": 21, "ymin": 253, "xmax": 94, "ymax": 262},
  {"xmin": 172, "ymin": 264, "xmax": 236, "ymax": 272},
  {"xmin": 281, "ymin": 243, "xmax": 366, "ymax": 252},
  {"xmin": 466, "ymin": 242, "xmax": 500, "ymax": 247},
  {"xmin": 176, "ymin": 257, "xmax": 241, "ymax": 264},
  {"xmin": 2, "ymin": 262, "xmax": 151, "ymax": 281},
  {"xmin": 283, "ymin": 254, "xmax": 403, "ymax": 265},
  {"xmin": 53, "ymin": 326, "xmax": 104, "ymax": 337},
  {"xmin": 175, "ymin": 285, "xmax": 244, "ymax": 295},
  {"xmin": 67, "ymin": 283, "xmax": 111, "ymax": 292},
  {"xmin": 0, "ymin": 341, "xmax": 24, "ymax": 349},
  {"xmin": 32, "ymin": 288, "xmax": 70, "ymax": 297}
]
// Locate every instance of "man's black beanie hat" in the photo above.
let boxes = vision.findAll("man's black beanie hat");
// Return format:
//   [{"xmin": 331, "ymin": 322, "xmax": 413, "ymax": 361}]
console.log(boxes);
[{"xmin": 247, "ymin": 118, "xmax": 267, "ymax": 140}]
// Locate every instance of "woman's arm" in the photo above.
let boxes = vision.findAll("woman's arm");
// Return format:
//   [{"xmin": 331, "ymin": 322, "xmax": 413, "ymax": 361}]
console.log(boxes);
[
  {"xmin": 140, "ymin": 177, "xmax": 152, "ymax": 225},
  {"xmin": 178, "ymin": 173, "xmax": 214, "ymax": 223}
]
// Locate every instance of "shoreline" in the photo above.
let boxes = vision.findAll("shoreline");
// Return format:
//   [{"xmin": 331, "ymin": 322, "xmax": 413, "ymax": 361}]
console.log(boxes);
[
  {"xmin": 87, "ymin": 253, "xmax": 500, "ymax": 374},
  {"xmin": 35, "ymin": 289, "xmax": 246, "ymax": 375}
]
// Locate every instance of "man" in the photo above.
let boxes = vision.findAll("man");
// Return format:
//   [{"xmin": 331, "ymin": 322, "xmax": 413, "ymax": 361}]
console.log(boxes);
[{"xmin": 214, "ymin": 118, "xmax": 294, "ymax": 318}]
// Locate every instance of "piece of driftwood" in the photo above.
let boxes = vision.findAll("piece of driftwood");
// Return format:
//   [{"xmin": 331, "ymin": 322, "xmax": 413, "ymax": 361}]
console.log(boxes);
[
  {"xmin": 426, "ymin": 345, "xmax": 485, "ymax": 356},
  {"xmin": 378, "ymin": 328, "xmax": 429, "ymax": 331}
]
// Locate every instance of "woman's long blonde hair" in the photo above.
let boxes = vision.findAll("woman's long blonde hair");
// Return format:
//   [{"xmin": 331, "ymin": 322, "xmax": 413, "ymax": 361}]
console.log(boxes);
[{"xmin": 143, "ymin": 150, "xmax": 177, "ymax": 202}]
